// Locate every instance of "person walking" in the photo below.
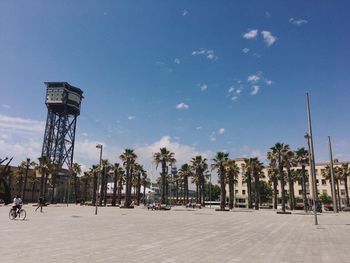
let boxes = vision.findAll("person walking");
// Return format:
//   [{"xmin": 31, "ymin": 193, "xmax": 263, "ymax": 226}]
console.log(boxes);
[{"xmin": 35, "ymin": 196, "xmax": 44, "ymax": 212}]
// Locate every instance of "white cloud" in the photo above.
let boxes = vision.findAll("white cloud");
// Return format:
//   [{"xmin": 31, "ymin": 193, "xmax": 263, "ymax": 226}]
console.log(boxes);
[
  {"xmin": 261, "ymin": 31, "xmax": 277, "ymax": 47},
  {"xmin": 265, "ymin": 79, "xmax": 273, "ymax": 85},
  {"xmin": 218, "ymin": 128, "xmax": 225, "ymax": 134},
  {"xmin": 247, "ymin": 74, "xmax": 260, "ymax": 83},
  {"xmin": 265, "ymin": 12, "xmax": 271, "ymax": 19},
  {"xmin": 243, "ymin": 29, "xmax": 258, "ymax": 39},
  {"xmin": 231, "ymin": 96, "xmax": 238, "ymax": 101},
  {"xmin": 200, "ymin": 84, "xmax": 208, "ymax": 91},
  {"xmin": 192, "ymin": 49, "xmax": 218, "ymax": 60},
  {"xmin": 289, "ymin": 17, "xmax": 308, "ymax": 26},
  {"xmin": 176, "ymin": 102, "xmax": 189, "ymax": 110},
  {"xmin": 127, "ymin": 116, "xmax": 136, "ymax": 120},
  {"xmin": 135, "ymin": 135, "xmax": 212, "ymax": 168},
  {"xmin": 228, "ymin": 87, "xmax": 234, "ymax": 93},
  {"xmin": 196, "ymin": 126, "xmax": 202, "ymax": 130},
  {"xmin": 174, "ymin": 58, "xmax": 181, "ymax": 64},
  {"xmin": 0, "ymin": 114, "xmax": 45, "ymax": 134},
  {"xmin": 210, "ymin": 135, "xmax": 216, "ymax": 142},
  {"xmin": 242, "ymin": 48, "xmax": 250, "ymax": 53},
  {"xmin": 182, "ymin": 9, "xmax": 189, "ymax": 16},
  {"xmin": 251, "ymin": 85, "xmax": 260, "ymax": 95},
  {"xmin": 2, "ymin": 104, "xmax": 10, "ymax": 109}
]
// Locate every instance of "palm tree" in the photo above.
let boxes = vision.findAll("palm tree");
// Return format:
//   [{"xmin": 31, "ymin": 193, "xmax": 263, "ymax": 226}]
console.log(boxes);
[
  {"xmin": 284, "ymin": 150, "xmax": 296, "ymax": 210},
  {"xmin": 211, "ymin": 152, "xmax": 229, "ymax": 210},
  {"xmin": 322, "ymin": 165, "xmax": 341, "ymax": 210},
  {"xmin": 133, "ymin": 163, "xmax": 144, "ymax": 205},
  {"xmin": 191, "ymin": 156, "xmax": 208, "ymax": 206},
  {"xmin": 36, "ymin": 156, "xmax": 53, "ymax": 201},
  {"xmin": 90, "ymin": 165, "xmax": 99, "ymax": 206},
  {"xmin": 178, "ymin": 163, "xmax": 192, "ymax": 204},
  {"xmin": 224, "ymin": 159, "xmax": 239, "ymax": 209},
  {"xmin": 120, "ymin": 149, "xmax": 137, "ymax": 208},
  {"xmin": 339, "ymin": 163, "xmax": 350, "ymax": 207},
  {"xmin": 242, "ymin": 159, "xmax": 253, "ymax": 209},
  {"xmin": 141, "ymin": 169, "xmax": 148, "ymax": 205},
  {"xmin": 99, "ymin": 159, "xmax": 111, "ymax": 206},
  {"xmin": 267, "ymin": 152, "xmax": 279, "ymax": 209},
  {"xmin": 111, "ymin": 163, "xmax": 123, "ymax": 206},
  {"xmin": 29, "ymin": 175, "xmax": 40, "ymax": 202},
  {"xmin": 269, "ymin": 142, "xmax": 290, "ymax": 213},
  {"xmin": 50, "ymin": 162, "xmax": 60, "ymax": 203},
  {"xmin": 70, "ymin": 162, "xmax": 82, "ymax": 204},
  {"xmin": 80, "ymin": 172, "xmax": 92, "ymax": 203},
  {"xmin": 294, "ymin": 148, "xmax": 309, "ymax": 212},
  {"xmin": 153, "ymin": 148, "xmax": 176, "ymax": 205}
]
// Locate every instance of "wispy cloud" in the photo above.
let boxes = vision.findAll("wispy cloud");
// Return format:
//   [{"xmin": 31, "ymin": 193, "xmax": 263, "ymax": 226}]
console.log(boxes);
[
  {"xmin": 200, "ymin": 84, "xmax": 208, "ymax": 91},
  {"xmin": 196, "ymin": 126, "xmax": 202, "ymax": 130},
  {"xmin": 192, "ymin": 49, "xmax": 218, "ymax": 60},
  {"xmin": 176, "ymin": 102, "xmax": 189, "ymax": 110},
  {"xmin": 2, "ymin": 104, "xmax": 10, "ymax": 109},
  {"xmin": 0, "ymin": 114, "xmax": 45, "ymax": 133},
  {"xmin": 243, "ymin": 29, "xmax": 258, "ymax": 39},
  {"xmin": 209, "ymin": 133, "xmax": 216, "ymax": 142},
  {"xmin": 265, "ymin": 12, "xmax": 271, "ymax": 19},
  {"xmin": 265, "ymin": 79, "xmax": 273, "ymax": 85},
  {"xmin": 251, "ymin": 85, "xmax": 260, "ymax": 95},
  {"xmin": 127, "ymin": 116, "xmax": 136, "ymax": 120},
  {"xmin": 247, "ymin": 74, "xmax": 260, "ymax": 84},
  {"xmin": 242, "ymin": 48, "xmax": 250, "ymax": 53},
  {"xmin": 289, "ymin": 17, "xmax": 308, "ymax": 26},
  {"xmin": 182, "ymin": 9, "xmax": 189, "ymax": 16},
  {"xmin": 174, "ymin": 58, "xmax": 181, "ymax": 64},
  {"xmin": 218, "ymin": 128, "xmax": 225, "ymax": 134},
  {"xmin": 261, "ymin": 31, "xmax": 277, "ymax": 47}
]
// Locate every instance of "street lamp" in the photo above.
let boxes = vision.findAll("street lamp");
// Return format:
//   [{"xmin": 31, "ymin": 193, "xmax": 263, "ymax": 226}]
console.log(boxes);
[
  {"xmin": 95, "ymin": 144, "xmax": 103, "ymax": 215},
  {"xmin": 305, "ymin": 92, "xmax": 318, "ymax": 225}
]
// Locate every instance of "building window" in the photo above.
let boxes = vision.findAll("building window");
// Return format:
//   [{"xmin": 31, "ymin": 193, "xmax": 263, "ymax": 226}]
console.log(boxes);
[
  {"xmin": 298, "ymin": 190, "xmax": 302, "ymax": 195},
  {"xmin": 235, "ymin": 190, "xmax": 238, "ymax": 194},
  {"xmin": 242, "ymin": 190, "xmax": 246, "ymax": 195},
  {"xmin": 322, "ymin": 190, "xmax": 327, "ymax": 195},
  {"xmin": 321, "ymin": 179, "xmax": 327, "ymax": 186},
  {"xmin": 341, "ymin": 190, "xmax": 346, "ymax": 196},
  {"xmin": 316, "ymin": 179, "xmax": 319, "ymax": 185},
  {"xmin": 340, "ymin": 180, "xmax": 344, "ymax": 185}
]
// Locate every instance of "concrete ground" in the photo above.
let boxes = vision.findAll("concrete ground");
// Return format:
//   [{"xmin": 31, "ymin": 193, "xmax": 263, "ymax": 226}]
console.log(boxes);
[{"xmin": 1, "ymin": 204, "xmax": 350, "ymax": 263}]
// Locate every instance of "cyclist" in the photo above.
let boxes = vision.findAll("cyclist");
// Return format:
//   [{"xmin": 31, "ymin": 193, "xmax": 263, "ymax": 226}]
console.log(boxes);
[{"xmin": 12, "ymin": 194, "xmax": 23, "ymax": 215}]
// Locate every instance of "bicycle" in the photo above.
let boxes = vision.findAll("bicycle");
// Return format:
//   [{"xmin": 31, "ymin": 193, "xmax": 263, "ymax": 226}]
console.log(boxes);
[{"xmin": 9, "ymin": 207, "xmax": 26, "ymax": 220}]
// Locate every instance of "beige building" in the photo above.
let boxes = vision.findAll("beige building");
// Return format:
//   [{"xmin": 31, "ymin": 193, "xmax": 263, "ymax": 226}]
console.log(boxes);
[{"xmin": 229, "ymin": 158, "xmax": 350, "ymax": 209}]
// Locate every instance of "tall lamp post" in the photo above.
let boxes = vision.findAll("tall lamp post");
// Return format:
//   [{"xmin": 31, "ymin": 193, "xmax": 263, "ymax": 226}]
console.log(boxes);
[
  {"xmin": 95, "ymin": 144, "xmax": 103, "ymax": 215},
  {"xmin": 328, "ymin": 136, "xmax": 338, "ymax": 213},
  {"xmin": 305, "ymin": 92, "xmax": 318, "ymax": 225}
]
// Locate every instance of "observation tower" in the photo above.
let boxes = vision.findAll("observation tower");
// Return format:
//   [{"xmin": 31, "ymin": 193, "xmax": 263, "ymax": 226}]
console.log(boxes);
[{"xmin": 41, "ymin": 82, "xmax": 83, "ymax": 169}]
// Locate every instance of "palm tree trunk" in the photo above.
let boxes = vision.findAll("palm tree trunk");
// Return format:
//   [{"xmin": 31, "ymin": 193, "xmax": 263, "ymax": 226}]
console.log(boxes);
[
  {"xmin": 99, "ymin": 171, "xmax": 104, "ymax": 206},
  {"xmin": 273, "ymin": 177, "xmax": 278, "ymax": 209},
  {"xmin": 280, "ymin": 165, "xmax": 286, "ymax": 213},
  {"xmin": 201, "ymin": 176, "xmax": 205, "ymax": 207},
  {"xmin": 136, "ymin": 174, "xmax": 141, "ymax": 205},
  {"xmin": 39, "ymin": 173, "xmax": 45, "ymax": 199},
  {"xmin": 336, "ymin": 179, "xmax": 341, "ymax": 209},
  {"xmin": 344, "ymin": 176, "xmax": 349, "ymax": 207},
  {"xmin": 176, "ymin": 181, "xmax": 179, "ymax": 203},
  {"xmin": 74, "ymin": 174, "xmax": 78, "ymax": 204},
  {"xmin": 287, "ymin": 168, "xmax": 294, "ymax": 210},
  {"xmin": 103, "ymin": 175, "xmax": 108, "ymax": 206},
  {"xmin": 112, "ymin": 174, "xmax": 118, "ymax": 206},
  {"xmin": 247, "ymin": 173, "xmax": 253, "ymax": 209},
  {"xmin": 143, "ymin": 184, "xmax": 146, "ymax": 205},
  {"xmin": 161, "ymin": 161, "xmax": 167, "ymax": 204},
  {"xmin": 31, "ymin": 181, "xmax": 36, "ymax": 202},
  {"xmin": 22, "ymin": 165, "xmax": 29, "ymax": 203},
  {"xmin": 220, "ymin": 165, "xmax": 226, "ymax": 210},
  {"xmin": 118, "ymin": 175, "xmax": 123, "ymax": 205},
  {"xmin": 229, "ymin": 175, "xmax": 234, "ymax": 210},
  {"xmin": 254, "ymin": 173, "xmax": 260, "ymax": 210},
  {"xmin": 301, "ymin": 166, "xmax": 308, "ymax": 212}
]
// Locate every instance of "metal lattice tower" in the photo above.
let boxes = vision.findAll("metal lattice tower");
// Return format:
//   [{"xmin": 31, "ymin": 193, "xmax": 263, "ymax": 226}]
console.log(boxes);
[{"xmin": 41, "ymin": 82, "xmax": 83, "ymax": 169}]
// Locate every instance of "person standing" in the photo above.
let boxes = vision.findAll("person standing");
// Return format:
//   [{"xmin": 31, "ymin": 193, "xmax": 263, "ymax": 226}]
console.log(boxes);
[{"xmin": 35, "ymin": 196, "xmax": 44, "ymax": 212}]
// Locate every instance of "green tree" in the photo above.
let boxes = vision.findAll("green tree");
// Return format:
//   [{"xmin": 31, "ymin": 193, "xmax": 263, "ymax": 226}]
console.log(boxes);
[
  {"xmin": 252, "ymin": 181, "xmax": 273, "ymax": 204},
  {"xmin": 120, "ymin": 149, "xmax": 137, "ymax": 208},
  {"xmin": 153, "ymin": 148, "xmax": 176, "ymax": 204},
  {"xmin": 178, "ymin": 163, "xmax": 192, "ymax": 204},
  {"xmin": 224, "ymin": 159, "xmax": 239, "ymax": 209},
  {"xmin": 36, "ymin": 156, "xmax": 53, "ymax": 200},
  {"xmin": 269, "ymin": 143, "xmax": 290, "ymax": 213},
  {"xmin": 211, "ymin": 152, "xmax": 229, "ymax": 210},
  {"xmin": 338, "ymin": 163, "xmax": 350, "ymax": 207},
  {"xmin": 191, "ymin": 156, "xmax": 208, "ymax": 206},
  {"xmin": 111, "ymin": 163, "xmax": 123, "ymax": 206},
  {"xmin": 267, "ymin": 154, "xmax": 279, "ymax": 209},
  {"xmin": 204, "ymin": 182, "xmax": 221, "ymax": 201},
  {"xmin": 294, "ymin": 148, "xmax": 309, "ymax": 212},
  {"xmin": 70, "ymin": 162, "xmax": 82, "ymax": 204},
  {"xmin": 320, "ymin": 192, "xmax": 332, "ymax": 205}
]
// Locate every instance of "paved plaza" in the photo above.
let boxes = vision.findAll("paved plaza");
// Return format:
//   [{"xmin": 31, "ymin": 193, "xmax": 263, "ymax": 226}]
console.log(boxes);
[{"xmin": 1, "ymin": 204, "xmax": 350, "ymax": 263}]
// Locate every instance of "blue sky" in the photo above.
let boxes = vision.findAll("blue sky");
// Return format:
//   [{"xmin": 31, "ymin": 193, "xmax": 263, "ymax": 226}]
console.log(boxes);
[{"xmin": 1, "ymin": 1, "xmax": 349, "ymax": 180}]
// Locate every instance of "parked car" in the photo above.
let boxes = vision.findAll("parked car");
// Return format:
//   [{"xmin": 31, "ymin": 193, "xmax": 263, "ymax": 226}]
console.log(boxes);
[
  {"xmin": 324, "ymin": 204, "xmax": 334, "ymax": 211},
  {"xmin": 342, "ymin": 206, "xmax": 350, "ymax": 212}
]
